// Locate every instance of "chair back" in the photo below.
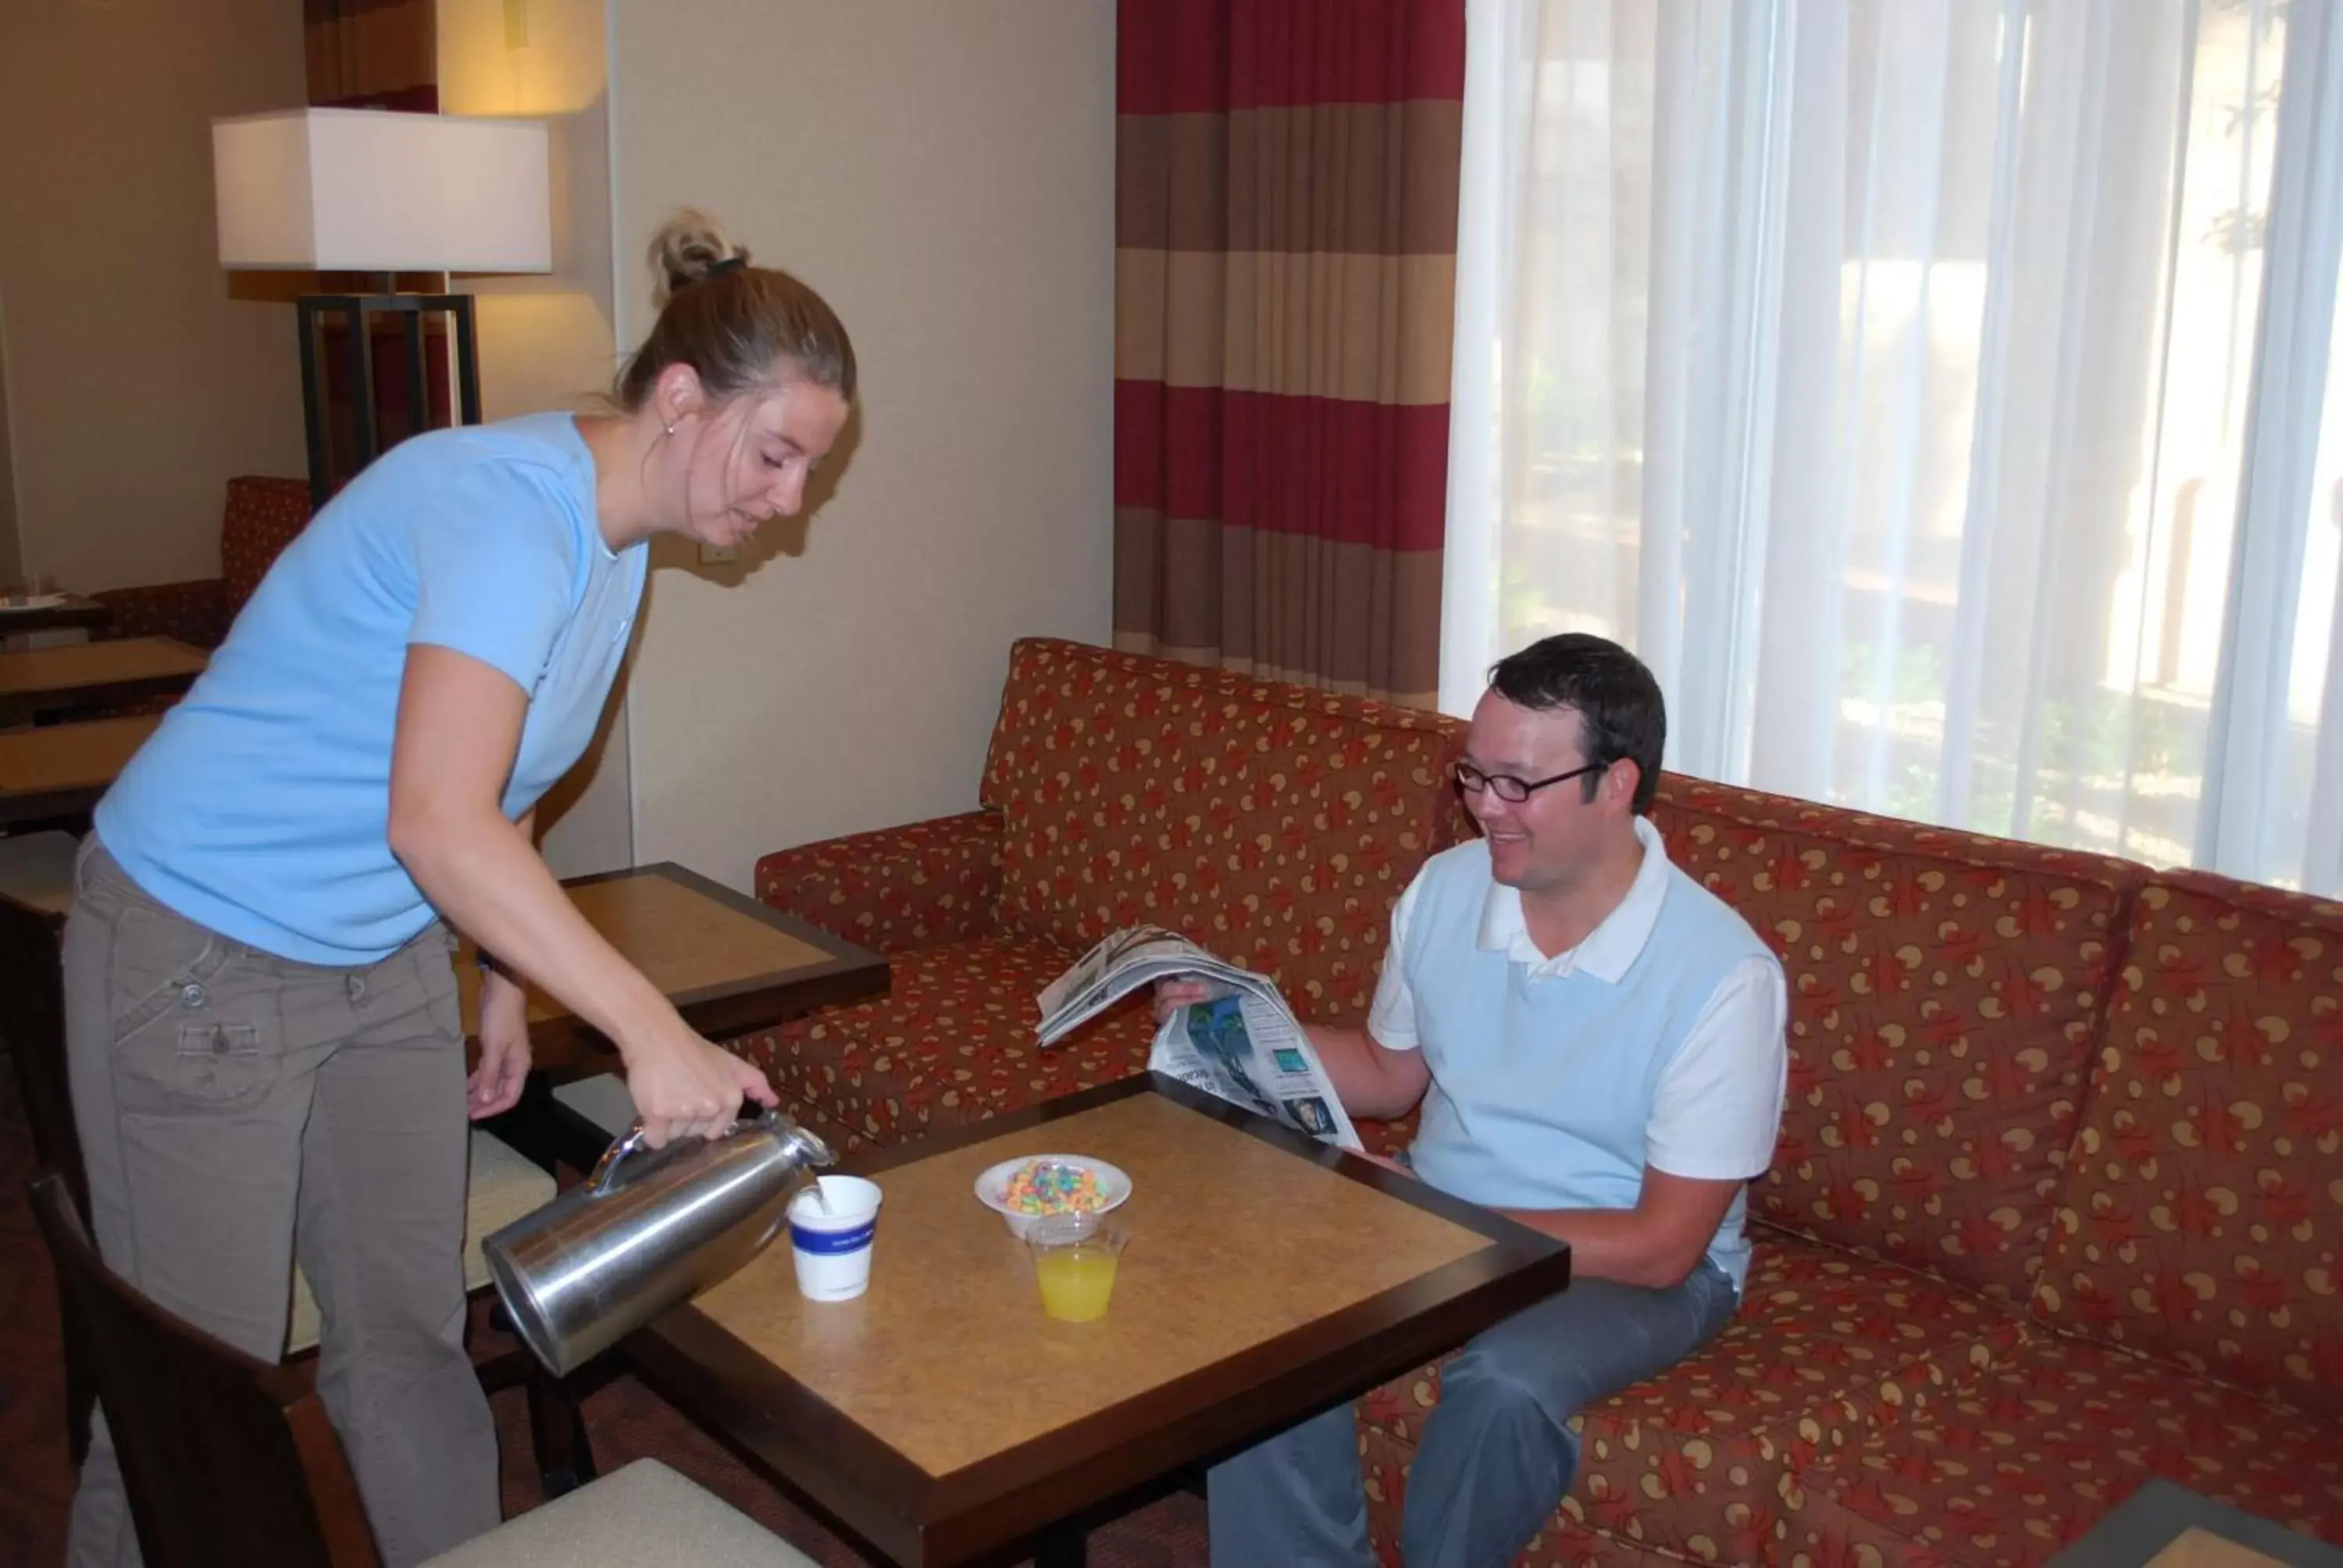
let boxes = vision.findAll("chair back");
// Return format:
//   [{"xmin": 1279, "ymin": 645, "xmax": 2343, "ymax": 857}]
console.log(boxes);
[
  {"xmin": 0, "ymin": 888, "xmax": 83, "ymax": 1221},
  {"xmin": 220, "ymin": 476, "xmax": 315, "ymax": 623},
  {"xmin": 27, "ymin": 1173, "xmax": 383, "ymax": 1568}
]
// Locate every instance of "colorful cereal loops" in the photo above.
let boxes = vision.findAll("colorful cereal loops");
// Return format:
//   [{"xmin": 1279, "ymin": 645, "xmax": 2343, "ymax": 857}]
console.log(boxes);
[{"xmin": 1000, "ymin": 1159, "xmax": 1107, "ymax": 1217}]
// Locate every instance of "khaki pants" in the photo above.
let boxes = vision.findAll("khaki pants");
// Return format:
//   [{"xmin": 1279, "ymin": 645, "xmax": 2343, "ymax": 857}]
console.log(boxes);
[{"xmin": 62, "ymin": 841, "xmax": 499, "ymax": 1568}]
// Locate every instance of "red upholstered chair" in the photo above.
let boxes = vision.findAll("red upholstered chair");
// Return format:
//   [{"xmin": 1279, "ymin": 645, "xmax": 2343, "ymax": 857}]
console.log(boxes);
[
  {"xmin": 91, "ymin": 476, "xmax": 314, "ymax": 650},
  {"xmin": 218, "ymin": 476, "xmax": 315, "ymax": 623}
]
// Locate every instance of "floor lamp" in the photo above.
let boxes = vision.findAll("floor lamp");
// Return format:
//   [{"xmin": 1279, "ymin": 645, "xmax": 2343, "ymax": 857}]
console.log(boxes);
[{"xmin": 211, "ymin": 108, "xmax": 552, "ymax": 511}]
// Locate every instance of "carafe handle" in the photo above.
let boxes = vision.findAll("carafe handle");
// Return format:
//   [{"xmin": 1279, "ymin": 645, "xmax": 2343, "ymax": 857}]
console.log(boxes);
[
  {"xmin": 589, "ymin": 1124, "xmax": 654, "ymax": 1197},
  {"xmin": 588, "ymin": 1108, "xmax": 825, "ymax": 1199}
]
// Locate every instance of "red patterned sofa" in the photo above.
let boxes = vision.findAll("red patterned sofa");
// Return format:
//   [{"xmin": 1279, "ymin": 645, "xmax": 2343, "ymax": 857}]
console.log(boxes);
[
  {"xmin": 90, "ymin": 476, "xmax": 312, "ymax": 648},
  {"xmin": 741, "ymin": 636, "xmax": 1463, "ymax": 1149},
  {"xmin": 738, "ymin": 637, "xmax": 2343, "ymax": 1566}
]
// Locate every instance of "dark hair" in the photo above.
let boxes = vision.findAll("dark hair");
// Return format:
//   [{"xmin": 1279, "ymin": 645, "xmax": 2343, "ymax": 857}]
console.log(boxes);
[
  {"xmin": 615, "ymin": 208, "xmax": 857, "ymax": 412},
  {"xmin": 1487, "ymin": 633, "xmax": 1667, "ymax": 812}
]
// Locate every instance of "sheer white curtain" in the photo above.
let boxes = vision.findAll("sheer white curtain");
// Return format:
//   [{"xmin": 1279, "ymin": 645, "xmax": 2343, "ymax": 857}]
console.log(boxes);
[{"xmin": 1443, "ymin": 0, "xmax": 2343, "ymax": 893}]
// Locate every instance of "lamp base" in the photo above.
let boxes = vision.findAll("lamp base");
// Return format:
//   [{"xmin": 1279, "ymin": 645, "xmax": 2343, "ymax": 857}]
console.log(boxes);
[{"xmin": 297, "ymin": 291, "xmax": 481, "ymax": 510}]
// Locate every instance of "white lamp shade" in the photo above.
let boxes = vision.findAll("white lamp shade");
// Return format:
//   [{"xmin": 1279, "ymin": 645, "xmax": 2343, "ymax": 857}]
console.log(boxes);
[{"xmin": 212, "ymin": 108, "xmax": 551, "ymax": 273}]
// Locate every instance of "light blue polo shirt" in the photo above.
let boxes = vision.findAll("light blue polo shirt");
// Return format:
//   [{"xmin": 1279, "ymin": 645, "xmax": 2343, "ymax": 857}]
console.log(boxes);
[{"xmin": 96, "ymin": 413, "xmax": 647, "ymax": 965}]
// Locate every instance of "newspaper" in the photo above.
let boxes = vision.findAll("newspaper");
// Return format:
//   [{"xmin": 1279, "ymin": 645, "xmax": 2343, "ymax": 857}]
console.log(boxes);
[{"xmin": 1036, "ymin": 926, "xmax": 1362, "ymax": 1151}]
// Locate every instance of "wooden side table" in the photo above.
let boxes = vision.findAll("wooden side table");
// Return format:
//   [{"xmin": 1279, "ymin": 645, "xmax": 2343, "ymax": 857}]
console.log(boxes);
[
  {"xmin": 2051, "ymin": 1481, "xmax": 2343, "ymax": 1568},
  {"xmin": 463, "ymin": 861, "xmax": 889, "ymax": 1171},
  {"xmin": 0, "ymin": 636, "xmax": 207, "ymax": 724},
  {"xmin": 0, "ymin": 715, "xmax": 161, "ymax": 829},
  {"xmin": 0, "ymin": 593, "xmax": 112, "ymax": 643}
]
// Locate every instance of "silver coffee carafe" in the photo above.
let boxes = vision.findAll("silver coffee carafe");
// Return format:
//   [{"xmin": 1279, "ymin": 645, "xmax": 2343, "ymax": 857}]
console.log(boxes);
[{"xmin": 483, "ymin": 1108, "xmax": 836, "ymax": 1375}]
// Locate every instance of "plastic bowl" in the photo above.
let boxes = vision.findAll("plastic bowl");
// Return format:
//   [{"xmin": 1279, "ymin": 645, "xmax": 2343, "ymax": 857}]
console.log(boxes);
[{"xmin": 973, "ymin": 1153, "xmax": 1132, "ymax": 1238}]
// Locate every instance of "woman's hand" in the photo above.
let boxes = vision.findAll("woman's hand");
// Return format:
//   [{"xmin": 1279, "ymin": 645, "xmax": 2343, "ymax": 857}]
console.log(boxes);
[
  {"xmin": 1152, "ymin": 978, "xmax": 1214, "ymax": 1026},
  {"xmin": 625, "ymin": 1022, "xmax": 781, "ymax": 1147},
  {"xmin": 467, "ymin": 968, "xmax": 533, "ymax": 1119}
]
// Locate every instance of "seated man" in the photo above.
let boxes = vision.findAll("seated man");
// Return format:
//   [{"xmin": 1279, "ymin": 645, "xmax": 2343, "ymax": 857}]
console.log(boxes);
[{"xmin": 1168, "ymin": 633, "xmax": 1788, "ymax": 1568}]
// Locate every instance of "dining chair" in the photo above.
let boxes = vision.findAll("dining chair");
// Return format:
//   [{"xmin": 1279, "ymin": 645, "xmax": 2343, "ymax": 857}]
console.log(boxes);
[
  {"xmin": 29, "ymin": 1171, "xmax": 816, "ymax": 1567},
  {"xmin": 0, "ymin": 847, "xmax": 590, "ymax": 1494}
]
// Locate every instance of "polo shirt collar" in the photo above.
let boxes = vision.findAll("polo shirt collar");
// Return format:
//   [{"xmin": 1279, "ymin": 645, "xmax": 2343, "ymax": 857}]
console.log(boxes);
[{"xmin": 1476, "ymin": 814, "xmax": 1671, "ymax": 982}]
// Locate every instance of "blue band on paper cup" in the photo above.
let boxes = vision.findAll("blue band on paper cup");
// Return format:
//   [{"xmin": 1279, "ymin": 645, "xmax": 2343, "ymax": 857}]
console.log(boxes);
[
  {"xmin": 790, "ymin": 1220, "xmax": 876, "ymax": 1256},
  {"xmin": 788, "ymin": 1177, "xmax": 883, "ymax": 1300}
]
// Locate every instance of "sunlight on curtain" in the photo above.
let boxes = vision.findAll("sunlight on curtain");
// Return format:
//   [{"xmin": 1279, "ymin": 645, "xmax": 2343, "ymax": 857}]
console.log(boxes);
[{"xmin": 1444, "ymin": 0, "xmax": 2343, "ymax": 893}]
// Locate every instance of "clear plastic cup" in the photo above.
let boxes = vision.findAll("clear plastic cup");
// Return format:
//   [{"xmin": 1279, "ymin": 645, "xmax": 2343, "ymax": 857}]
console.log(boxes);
[{"xmin": 1024, "ymin": 1210, "xmax": 1129, "ymax": 1322}]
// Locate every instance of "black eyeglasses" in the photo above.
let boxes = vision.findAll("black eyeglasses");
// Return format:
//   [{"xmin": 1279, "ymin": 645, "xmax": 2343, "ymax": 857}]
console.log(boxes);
[{"xmin": 1453, "ymin": 758, "xmax": 1607, "ymax": 804}]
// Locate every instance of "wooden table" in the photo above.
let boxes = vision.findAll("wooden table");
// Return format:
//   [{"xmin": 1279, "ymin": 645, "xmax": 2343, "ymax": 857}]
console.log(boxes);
[
  {"xmin": 626, "ymin": 1074, "xmax": 1574, "ymax": 1568},
  {"xmin": 456, "ymin": 861, "xmax": 889, "ymax": 1074},
  {"xmin": 473, "ymin": 862, "xmax": 886, "ymax": 1181},
  {"xmin": 0, "ymin": 636, "xmax": 206, "ymax": 724},
  {"xmin": 0, "ymin": 715, "xmax": 159, "ymax": 828},
  {"xmin": 2050, "ymin": 1480, "xmax": 2343, "ymax": 1568},
  {"xmin": 463, "ymin": 861, "xmax": 890, "ymax": 1182},
  {"xmin": 0, "ymin": 593, "xmax": 111, "ymax": 640}
]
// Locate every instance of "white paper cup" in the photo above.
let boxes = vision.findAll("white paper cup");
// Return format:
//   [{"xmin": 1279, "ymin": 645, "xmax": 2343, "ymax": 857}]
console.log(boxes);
[{"xmin": 788, "ymin": 1175, "xmax": 883, "ymax": 1302}]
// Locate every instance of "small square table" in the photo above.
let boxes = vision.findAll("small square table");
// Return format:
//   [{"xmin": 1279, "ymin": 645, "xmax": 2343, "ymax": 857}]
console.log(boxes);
[
  {"xmin": 458, "ymin": 861, "xmax": 890, "ymax": 1074},
  {"xmin": 0, "ymin": 715, "xmax": 161, "ymax": 829},
  {"xmin": 0, "ymin": 636, "xmax": 208, "ymax": 724},
  {"xmin": 460, "ymin": 862, "xmax": 890, "ymax": 1168},
  {"xmin": 0, "ymin": 592, "xmax": 111, "ymax": 642},
  {"xmin": 2051, "ymin": 1481, "xmax": 2343, "ymax": 1568},
  {"xmin": 626, "ymin": 1074, "xmax": 1574, "ymax": 1568}
]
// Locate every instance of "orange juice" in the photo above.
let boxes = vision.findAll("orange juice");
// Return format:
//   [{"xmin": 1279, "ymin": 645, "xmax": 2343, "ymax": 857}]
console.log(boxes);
[{"xmin": 1033, "ymin": 1245, "xmax": 1120, "ymax": 1321}]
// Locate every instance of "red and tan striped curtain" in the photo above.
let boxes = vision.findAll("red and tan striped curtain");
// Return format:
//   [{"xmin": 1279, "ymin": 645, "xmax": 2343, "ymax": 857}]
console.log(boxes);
[
  {"xmin": 305, "ymin": 0, "xmax": 437, "ymax": 112},
  {"xmin": 1114, "ymin": 0, "xmax": 1464, "ymax": 708}
]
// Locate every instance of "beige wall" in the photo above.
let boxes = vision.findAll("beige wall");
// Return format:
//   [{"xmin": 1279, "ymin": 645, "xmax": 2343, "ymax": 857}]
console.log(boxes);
[
  {"xmin": 437, "ymin": 0, "xmax": 635, "ymax": 878},
  {"xmin": 609, "ymin": 0, "xmax": 1117, "ymax": 888},
  {"xmin": 0, "ymin": 0, "xmax": 308, "ymax": 592}
]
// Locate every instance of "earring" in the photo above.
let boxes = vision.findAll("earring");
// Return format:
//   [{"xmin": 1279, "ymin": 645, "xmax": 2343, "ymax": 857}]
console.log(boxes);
[{"xmin": 664, "ymin": 422, "xmax": 676, "ymax": 437}]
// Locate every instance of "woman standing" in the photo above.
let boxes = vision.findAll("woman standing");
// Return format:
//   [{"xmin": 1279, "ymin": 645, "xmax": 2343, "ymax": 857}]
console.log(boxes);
[{"xmin": 62, "ymin": 210, "xmax": 854, "ymax": 1566}]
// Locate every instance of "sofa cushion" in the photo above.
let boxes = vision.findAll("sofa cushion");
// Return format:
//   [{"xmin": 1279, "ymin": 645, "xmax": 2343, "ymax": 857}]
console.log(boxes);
[
  {"xmin": 1359, "ymin": 1230, "xmax": 2029, "ymax": 1566},
  {"xmin": 754, "ymin": 811, "xmax": 1003, "ymax": 957},
  {"xmin": 2038, "ymin": 871, "xmax": 2343, "ymax": 1419},
  {"xmin": 732, "ymin": 934, "xmax": 1161, "ymax": 1153},
  {"xmin": 979, "ymin": 638, "xmax": 1465, "ymax": 808},
  {"xmin": 977, "ymin": 638, "xmax": 1461, "ymax": 1024},
  {"xmin": 1785, "ymin": 1334, "xmax": 2343, "ymax": 1566},
  {"xmin": 1651, "ymin": 777, "xmax": 2146, "ymax": 1306}
]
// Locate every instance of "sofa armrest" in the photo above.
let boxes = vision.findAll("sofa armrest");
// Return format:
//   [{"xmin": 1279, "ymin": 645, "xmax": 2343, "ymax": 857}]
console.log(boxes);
[
  {"xmin": 89, "ymin": 579, "xmax": 230, "ymax": 650},
  {"xmin": 754, "ymin": 811, "xmax": 1004, "ymax": 956}
]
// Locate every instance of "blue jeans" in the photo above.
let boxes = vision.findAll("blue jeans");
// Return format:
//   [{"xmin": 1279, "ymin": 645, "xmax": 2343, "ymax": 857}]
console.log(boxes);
[{"xmin": 1207, "ymin": 1260, "xmax": 1739, "ymax": 1568}]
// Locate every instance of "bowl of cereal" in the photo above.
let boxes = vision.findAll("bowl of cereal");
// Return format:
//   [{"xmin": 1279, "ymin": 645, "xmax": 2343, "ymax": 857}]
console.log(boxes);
[{"xmin": 974, "ymin": 1154, "xmax": 1132, "ymax": 1238}]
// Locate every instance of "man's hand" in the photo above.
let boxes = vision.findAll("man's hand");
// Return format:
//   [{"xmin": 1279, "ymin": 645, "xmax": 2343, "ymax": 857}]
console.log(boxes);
[
  {"xmin": 1152, "ymin": 978, "xmax": 1214, "ymax": 1026},
  {"xmin": 468, "ymin": 968, "xmax": 533, "ymax": 1119}
]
